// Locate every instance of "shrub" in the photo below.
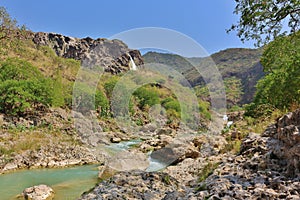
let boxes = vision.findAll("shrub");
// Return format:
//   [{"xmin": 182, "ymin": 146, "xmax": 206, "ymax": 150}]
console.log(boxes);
[
  {"xmin": 0, "ymin": 58, "xmax": 44, "ymax": 81},
  {"xmin": 0, "ymin": 79, "xmax": 52, "ymax": 115},
  {"xmin": 198, "ymin": 100, "xmax": 211, "ymax": 120},
  {"xmin": 161, "ymin": 97, "xmax": 181, "ymax": 113},
  {"xmin": 0, "ymin": 58, "xmax": 52, "ymax": 115},
  {"xmin": 104, "ymin": 77, "xmax": 119, "ymax": 98},
  {"xmin": 133, "ymin": 86, "xmax": 160, "ymax": 110},
  {"xmin": 51, "ymin": 70, "xmax": 65, "ymax": 107},
  {"xmin": 95, "ymin": 90, "xmax": 110, "ymax": 117},
  {"xmin": 73, "ymin": 82, "xmax": 110, "ymax": 116}
]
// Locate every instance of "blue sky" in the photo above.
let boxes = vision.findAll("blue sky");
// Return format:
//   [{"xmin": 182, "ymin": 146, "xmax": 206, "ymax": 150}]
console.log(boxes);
[{"xmin": 1, "ymin": 0, "xmax": 255, "ymax": 54}]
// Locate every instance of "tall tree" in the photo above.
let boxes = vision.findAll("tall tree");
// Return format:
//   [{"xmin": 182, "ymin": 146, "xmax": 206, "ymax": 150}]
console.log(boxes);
[
  {"xmin": 254, "ymin": 31, "xmax": 300, "ymax": 109},
  {"xmin": 228, "ymin": 0, "xmax": 300, "ymax": 46},
  {"xmin": 0, "ymin": 7, "xmax": 27, "ymax": 41}
]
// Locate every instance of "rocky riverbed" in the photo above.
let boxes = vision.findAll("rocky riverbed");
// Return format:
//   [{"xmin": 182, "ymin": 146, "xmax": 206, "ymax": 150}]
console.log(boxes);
[
  {"xmin": 79, "ymin": 109, "xmax": 300, "ymax": 199},
  {"xmin": 1, "ymin": 108, "xmax": 300, "ymax": 199}
]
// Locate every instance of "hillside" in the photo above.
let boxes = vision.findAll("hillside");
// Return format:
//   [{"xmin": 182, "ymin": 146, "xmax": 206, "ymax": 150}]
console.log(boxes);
[{"xmin": 143, "ymin": 48, "xmax": 265, "ymax": 105}]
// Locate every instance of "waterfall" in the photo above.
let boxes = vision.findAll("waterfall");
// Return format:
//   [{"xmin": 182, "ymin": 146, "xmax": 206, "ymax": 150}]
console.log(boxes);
[{"xmin": 129, "ymin": 54, "xmax": 137, "ymax": 71}]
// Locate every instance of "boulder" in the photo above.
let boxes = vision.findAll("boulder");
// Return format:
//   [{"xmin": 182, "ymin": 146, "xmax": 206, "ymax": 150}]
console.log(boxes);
[
  {"xmin": 22, "ymin": 185, "xmax": 54, "ymax": 200},
  {"xmin": 107, "ymin": 151, "xmax": 149, "ymax": 171}
]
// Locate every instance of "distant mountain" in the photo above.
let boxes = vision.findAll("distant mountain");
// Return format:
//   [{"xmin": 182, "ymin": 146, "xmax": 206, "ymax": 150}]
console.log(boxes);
[
  {"xmin": 143, "ymin": 52, "xmax": 194, "ymax": 74},
  {"xmin": 143, "ymin": 48, "xmax": 265, "ymax": 104}
]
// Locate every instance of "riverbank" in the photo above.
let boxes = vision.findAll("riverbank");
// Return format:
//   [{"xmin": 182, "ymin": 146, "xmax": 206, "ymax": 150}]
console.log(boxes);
[{"xmin": 0, "ymin": 108, "xmax": 103, "ymax": 174}]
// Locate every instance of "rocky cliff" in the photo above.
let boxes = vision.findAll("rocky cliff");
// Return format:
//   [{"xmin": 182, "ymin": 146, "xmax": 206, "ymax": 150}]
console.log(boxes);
[{"xmin": 33, "ymin": 32, "xmax": 144, "ymax": 74}]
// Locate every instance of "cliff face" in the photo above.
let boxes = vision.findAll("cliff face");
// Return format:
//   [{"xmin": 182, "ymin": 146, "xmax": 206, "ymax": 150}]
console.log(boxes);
[{"xmin": 33, "ymin": 32, "xmax": 143, "ymax": 74}]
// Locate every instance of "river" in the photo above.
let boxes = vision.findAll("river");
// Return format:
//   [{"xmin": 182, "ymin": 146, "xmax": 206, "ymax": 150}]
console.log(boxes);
[
  {"xmin": 0, "ymin": 164, "xmax": 99, "ymax": 200},
  {"xmin": 0, "ymin": 140, "xmax": 169, "ymax": 200}
]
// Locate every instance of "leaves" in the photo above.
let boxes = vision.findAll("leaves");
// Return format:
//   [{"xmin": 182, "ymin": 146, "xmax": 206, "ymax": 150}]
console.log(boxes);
[
  {"xmin": 229, "ymin": 0, "xmax": 300, "ymax": 46},
  {"xmin": 253, "ymin": 31, "xmax": 300, "ymax": 109},
  {"xmin": 0, "ymin": 58, "xmax": 53, "ymax": 115}
]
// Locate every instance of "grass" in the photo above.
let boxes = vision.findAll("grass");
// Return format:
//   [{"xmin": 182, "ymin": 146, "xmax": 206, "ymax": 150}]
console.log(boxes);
[
  {"xmin": 220, "ymin": 139, "xmax": 242, "ymax": 154},
  {"xmin": 198, "ymin": 162, "xmax": 219, "ymax": 182},
  {"xmin": 1, "ymin": 127, "xmax": 80, "ymax": 157},
  {"xmin": 219, "ymin": 108, "xmax": 286, "ymax": 155}
]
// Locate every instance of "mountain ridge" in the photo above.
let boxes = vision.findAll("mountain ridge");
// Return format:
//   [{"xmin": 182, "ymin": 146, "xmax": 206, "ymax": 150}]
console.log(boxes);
[{"xmin": 143, "ymin": 48, "xmax": 264, "ymax": 105}]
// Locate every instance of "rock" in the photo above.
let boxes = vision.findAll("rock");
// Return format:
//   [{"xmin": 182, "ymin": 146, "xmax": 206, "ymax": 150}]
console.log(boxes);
[
  {"xmin": 80, "ymin": 171, "xmax": 188, "ymax": 200},
  {"xmin": 110, "ymin": 137, "xmax": 121, "ymax": 143},
  {"xmin": 3, "ymin": 163, "xmax": 18, "ymax": 171},
  {"xmin": 32, "ymin": 32, "xmax": 144, "ymax": 74},
  {"xmin": 98, "ymin": 165, "xmax": 117, "ymax": 180},
  {"xmin": 269, "ymin": 109, "xmax": 300, "ymax": 176},
  {"xmin": 0, "ymin": 114, "xmax": 4, "ymax": 126},
  {"xmin": 196, "ymin": 109, "xmax": 300, "ymax": 199},
  {"xmin": 156, "ymin": 128, "xmax": 174, "ymax": 135},
  {"xmin": 106, "ymin": 151, "xmax": 149, "ymax": 171},
  {"xmin": 150, "ymin": 138, "xmax": 200, "ymax": 165},
  {"xmin": 0, "ymin": 142, "xmax": 99, "ymax": 173},
  {"xmin": 22, "ymin": 185, "xmax": 54, "ymax": 200}
]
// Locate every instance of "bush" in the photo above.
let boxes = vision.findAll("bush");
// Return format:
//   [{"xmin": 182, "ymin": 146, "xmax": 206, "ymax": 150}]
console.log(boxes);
[
  {"xmin": 0, "ymin": 58, "xmax": 52, "ymax": 115},
  {"xmin": 199, "ymin": 100, "xmax": 211, "ymax": 120},
  {"xmin": 51, "ymin": 70, "xmax": 65, "ymax": 107},
  {"xmin": 244, "ymin": 102, "xmax": 275, "ymax": 118},
  {"xmin": 133, "ymin": 86, "xmax": 160, "ymax": 110},
  {"xmin": 161, "ymin": 97, "xmax": 181, "ymax": 113},
  {"xmin": 161, "ymin": 97, "xmax": 181, "ymax": 122},
  {"xmin": 95, "ymin": 90, "xmax": 110, "ymax": 117},
  {"xmin": 73, "ymin": 82, "xmax": 110, "ymax": 116},
  {"xmin": 104, "ymin": 77, "xmax": 119, "ymax": 98},
  {"xmin": 0, "ymin": 79, "xmax": 52, "ymax": 115},
  {"xmin": 0, "ymin": 58, "xmax": 44, "ymax": 81}
]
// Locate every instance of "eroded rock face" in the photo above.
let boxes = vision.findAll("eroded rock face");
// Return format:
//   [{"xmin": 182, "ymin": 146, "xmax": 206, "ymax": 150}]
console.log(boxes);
[
  {"xmin": 33, "ymin": 32, "xmax": 144, "ymax": 74},
  {"xmin": 22, "ymin": 184, "xmax": 54, "ymax": 200},
  {"xmin": 196, "ymin": 110, "xmax": 300, "ymax": 199},
  {"xmin": 272, "ymin": 109, "xmax": 300, "ymax": 176}
]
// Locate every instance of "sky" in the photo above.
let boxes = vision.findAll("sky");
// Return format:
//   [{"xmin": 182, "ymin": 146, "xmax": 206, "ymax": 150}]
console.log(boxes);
[{"xmin": 1, "ymin": 0, "xmax": 255, "ymax": 55}]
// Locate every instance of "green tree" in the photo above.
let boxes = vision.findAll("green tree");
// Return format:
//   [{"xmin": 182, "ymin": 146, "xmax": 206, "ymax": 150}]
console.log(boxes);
[
  {"xmin": 0, "ymin": 7, "xmax": 27, "ymax": 42},
  {"xmin": 254, "ymin": 31, "xmax": 300, "ymax": 109},
  {"xmin": 229, "ymin": 0, "xmax": 300, "ymax": 46}
]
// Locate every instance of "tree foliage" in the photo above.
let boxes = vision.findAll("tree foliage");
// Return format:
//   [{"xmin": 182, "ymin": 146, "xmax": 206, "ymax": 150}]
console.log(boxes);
[
  {"xmin": 0, "ymin": 6, "xmax": 27, "ymax": 41},
  {"xmin": 253, "ymin": 31, "xmax": 300, "ymax": 109},
  {"xmin": 133, "ymin": 86, "xmax": 160, "ymax": 110},
  {"xmin": 229, "ymin": 0, "xmax": 300, "ymax": 46}
]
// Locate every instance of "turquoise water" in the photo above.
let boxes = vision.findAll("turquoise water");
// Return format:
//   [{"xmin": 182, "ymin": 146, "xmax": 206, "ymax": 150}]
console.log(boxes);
[
  {"xmin": 0, "ymin": 139, "xmax": 169, "ymax": 200},
  {"xmin": 0, "ymin": 165, "xmax": 99, "ymax": 200}
]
